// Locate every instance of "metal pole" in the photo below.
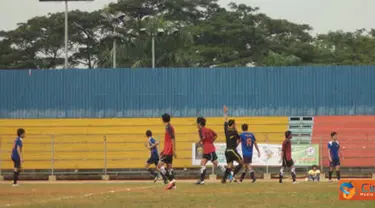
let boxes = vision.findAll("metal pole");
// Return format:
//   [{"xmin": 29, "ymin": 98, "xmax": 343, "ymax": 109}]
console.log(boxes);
[
  {"xmin": 320, "ymin": 136, "xmax": 323, "ymax": 173},
  {"xmin": 113, "ymin": 27, "xmax": 117, "ymax": 68},
  {"xmin": 51, "ymin": 135, "xmax": 55, "ymax": 176},
  {"xmin": 104, "ymin": 136, "xmax": 107, "ymax": 176},
  {"xmin": 64, "ymin": 0, "xmax": 69, "ymax": 69},
  {"xmin": 152, "ymin": 36, "xmax": 155, "ymax": 69},
  {"xmin": 266, "ymin": 133, "xmax": 269, "ymax": 174},
  {"xmin": 0, "ymin": 137, "xmax": 2, "ymax": 177}
]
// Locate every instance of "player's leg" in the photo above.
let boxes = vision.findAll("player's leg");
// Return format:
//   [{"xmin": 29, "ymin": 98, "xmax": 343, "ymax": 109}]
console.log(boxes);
[
  {"xmin": 242, "ymin": 156, "xmax": 255, "ymax": 183},
  {"xmin": 213, "ymin": 160, "xmax": 225, "ymax": 173},
  {"xmin": 290, "ymin": 163, "xmax": 297, "ymax": 184},
  {"xmin": 12, "ymin": 158, "xmax": 21, "ymax": 186},
  {"xmin": 239, "ymin": 163, "xmax": 249, "ymax": 182},
  {"xmin": 328, "ymin": 161, "xmax": 334, "ymax": 181},
  {"xmin": 229, "ymin": 170, "xmax": 234, "ymax": 181},
  {"xmin": 212, "ymin": 152, "xmax": 225, "ymax": 173},
  {"xmin": 232, "ymin": 150, "xmax": 244, "ymax": 180},
  {"xmin": 196, "ymin": 155, "xmax": 209, "ymax": 184},
  {"xmin": 152, "ymin": 158, "xmax": 161, "ymax": 183},
  {"xmin": 222, "ymin": 162, "xmax": 233, "ymax": 184},
  {"xmin": 157, "ymin": 160, "xmax": 168, "ymax": 184},
  {"xmin": 249, "ymin": 164, "xmax": 256, "ymax": 183},
  {"xmin": 239, "ymin": 156, "xmax": 251, "ymax": 182},
  {"xmin": 335, "ymin": 160, "xmax": 341, "ymax": 180},
  {"xmin": 165, "ymin": 156, "xmax": 176, "ymax": 189},
  {"xmin": 222, "ymin": 151, "xmax": 233, "ymax": 183},
  {"xmin": 286, "ymin": 159, "xmax": 297, "ymax": 183},
  {"xmin": 165, "ymin": 160, "xmax": 175, "ymax": 181},
  {"xmin": 146, "ymin": 157, "xmax": 158, "ymax": 179},
  {"xmin": 213, "ymin": 160, "xmax": 227, "ymax": 180},
  {"xmin": 279, "ymin": 159, "xmax": 286, "ymax": 183}
]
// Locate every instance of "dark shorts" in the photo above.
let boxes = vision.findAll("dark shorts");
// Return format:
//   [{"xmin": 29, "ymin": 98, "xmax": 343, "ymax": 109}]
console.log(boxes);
[
  {"xmin": 282, "ymin": 159, "xmax": 294, "ymax": 168},
  {"xmin": 202, "ymin": 152, "xmax": 218, "ymax": 162},
  {"xmin": 12, "ymin": 158, "xmax": 21, "ymax": 169},
  {"xmin": 243, "ymin": 155, "xmax": 253, "ymax": 164},
  {"xmin": 330, "ymin": 158, "xmax": 340, "ymax": 167},
  {"xmin": 160, "ymin": 155, "xmax": 173, "ymax": 164},
  {"xmin": 225, "ymin": 149, "xmax": 242, "ymax": 163},
  {"xmin": 146, "ymin": 153, "xmax": 159, "ymax": 166}
]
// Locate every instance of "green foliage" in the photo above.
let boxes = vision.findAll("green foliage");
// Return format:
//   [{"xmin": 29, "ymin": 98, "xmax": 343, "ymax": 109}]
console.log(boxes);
[{"xmin": 0, "ymin": 0, "xmax": 374, "ymax": 69}]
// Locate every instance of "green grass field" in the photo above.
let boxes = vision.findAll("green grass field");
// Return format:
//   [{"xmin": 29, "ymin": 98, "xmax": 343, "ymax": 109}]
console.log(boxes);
[{"xmin": 0, "ymin": 180, "xmax": 372, "ymax": 208}]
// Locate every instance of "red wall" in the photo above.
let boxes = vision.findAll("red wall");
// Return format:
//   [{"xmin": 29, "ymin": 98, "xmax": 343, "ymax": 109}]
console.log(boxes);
[{"xmin": 312, "ymin": 116, "xmax": 375, "ymax": 167}]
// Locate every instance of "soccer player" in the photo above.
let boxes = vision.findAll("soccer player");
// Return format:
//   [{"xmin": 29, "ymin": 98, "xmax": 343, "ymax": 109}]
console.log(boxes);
[
  {"xmin": 239, "ymin": 124, "xmax": 261, "ymax": 183},
  {"xmin": 144, "ymin": 130, "xmax": 160, "ymax": 183},
  {"xmin": 158, "ymin": 113, "xmax": 177, "ymax": 190},
  {"xmin": 11, "ymin": 128, "xmax": 25, "ymax": 187},
  {"xmin": 279, "ymin": 130, "xmax": 297, "ymax": 184},
  {"xmin": 195, "ymin": 117, "xmax": 226, "ymax": 185},
  {"xmin": 328, "ymin": 132, "xmax": 340, "ymax": 181},
  {"xmin": 221, "ymin": 106, "xmax": 244, "ymax": 184}
]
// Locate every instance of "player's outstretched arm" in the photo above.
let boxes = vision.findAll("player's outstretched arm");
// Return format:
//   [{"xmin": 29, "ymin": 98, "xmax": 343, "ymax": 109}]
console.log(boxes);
[
  {"xmin": 223, "ymin": 105, "xmax": 229, "ymax": 133},
  {"xmin": 223, "ymin": 105, "xmax": 228, "ymax": 122}
]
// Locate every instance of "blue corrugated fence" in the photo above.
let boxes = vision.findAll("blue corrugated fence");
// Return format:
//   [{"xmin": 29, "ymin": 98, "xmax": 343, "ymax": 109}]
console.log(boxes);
[{"xmin": 0, "ymin": 66, "xmax": 374, "ymax": 118}]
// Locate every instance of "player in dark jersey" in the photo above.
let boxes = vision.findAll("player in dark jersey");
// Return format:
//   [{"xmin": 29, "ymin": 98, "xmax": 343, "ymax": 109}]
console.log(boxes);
[
  {"xmin": 221, "ymin": 106, "xmax": 244, "ymax": 184},
  {"xmin": 328, "ymin": 132, "xmax": 341, "ymax": 181},
  {"xmin": 195, "ymin": 117, "xmax": 226, "ymax": 185},
  {"xmin": 279, "ymin": 130, "xmax": 297, "ymax": 184},
  {"xmin": 11, "ymin": 128, "xmax": 25, "ymax": 187},
  {"xmin": 144, "ymin": 130, "xmax": 161, "ymax": 183},
  {"xmin": 239, "ymin": 124, "xmax": 260, "ymax": 183},
  {"xmin": 157, "ymin": 113, "xmax": 177, "ymax": 190}
]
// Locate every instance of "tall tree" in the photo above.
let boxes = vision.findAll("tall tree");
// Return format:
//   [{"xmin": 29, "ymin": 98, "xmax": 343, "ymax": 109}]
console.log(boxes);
[
  {"xmin": 1, "ymin": 13, "xmax": 66, "ymax": 69},
  {"xmin": 116, "ymin": 15, "xmax": 193, "ymax": 68},
  {"xmin": 1, "ymin": 0, "xmax": 375, "ymax": 69},
  {"xmin": 69, "ymin": 10, "xmax": 104, "ymax": 68},
  {"xmin": 314, "ymin": 29, "xmax": 375, "ymax": 65}
]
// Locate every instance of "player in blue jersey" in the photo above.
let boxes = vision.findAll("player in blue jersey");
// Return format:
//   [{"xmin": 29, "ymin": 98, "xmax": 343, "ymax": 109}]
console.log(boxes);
[
  {"xmin": 11, "ymin": 128, "xmax": 25, "ymax": 187},
  {"xmin": 144, "ymin": 130, "xmax": 162, "ymax": 183},
  {"xmin": 328, "ymin": 132, "xmax": 341, "ymax": 181},
  {"xmin": 238, "ymin": 124, "xmax": 260, "ymax": 183}
]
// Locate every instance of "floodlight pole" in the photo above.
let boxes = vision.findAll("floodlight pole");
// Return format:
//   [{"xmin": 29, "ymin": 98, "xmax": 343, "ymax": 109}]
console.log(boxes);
[
  {"xmin": 40, "ymin": 0, "xmax": 93, "ymax": 69},
  {"xmin": 113, "ymin": 27, "xmax": 117, "ymax": 68},
  {"xmin": 64, "ymin": 0, "xmax": 69, "ymax": 69},
  {"xmin": 152, "ymin": 36, "xmax": 155, "ymax": 69}
]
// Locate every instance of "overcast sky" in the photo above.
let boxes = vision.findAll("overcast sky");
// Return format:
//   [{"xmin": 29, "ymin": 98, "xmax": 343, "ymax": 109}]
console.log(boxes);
[{"xmin": 0, "ymin": 0, "xmax": 374, "ymax": 34}]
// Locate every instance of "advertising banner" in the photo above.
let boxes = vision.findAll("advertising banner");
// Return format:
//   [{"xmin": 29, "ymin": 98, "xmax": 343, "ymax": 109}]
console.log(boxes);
[{"xmin": 192, "ymin": 143, "xmax": 319, "ymax": 167}]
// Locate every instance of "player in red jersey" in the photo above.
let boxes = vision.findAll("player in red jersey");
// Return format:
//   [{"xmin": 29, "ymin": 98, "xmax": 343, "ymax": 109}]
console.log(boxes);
[
  {"xmin": 279, "ymin": 130, "xmax": 297, "ymax": 184},
  {"xmin": 195, "ymin": 117, "xmax": 226, "ymax": 185},
  {"xmin": 158, "ymin": 113, "xmax": 177, "ymax": 190}
]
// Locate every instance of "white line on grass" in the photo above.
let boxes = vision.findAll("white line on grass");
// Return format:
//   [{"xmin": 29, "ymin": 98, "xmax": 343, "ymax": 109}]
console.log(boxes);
[{"xmin": 0, "ymin": 185, "xmax": 156, "ymax": 208}]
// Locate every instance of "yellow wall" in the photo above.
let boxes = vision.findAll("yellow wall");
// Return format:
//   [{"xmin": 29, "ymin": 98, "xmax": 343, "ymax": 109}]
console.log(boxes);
[{"xmin": 0, "ymin": 117, "xmax": 288, "ymax": 169}]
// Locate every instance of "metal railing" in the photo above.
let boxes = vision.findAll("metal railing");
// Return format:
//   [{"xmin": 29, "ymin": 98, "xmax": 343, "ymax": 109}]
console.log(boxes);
[{"xmin": 0, "ymin": 133, "xmax": 374, "ymax": 177}]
